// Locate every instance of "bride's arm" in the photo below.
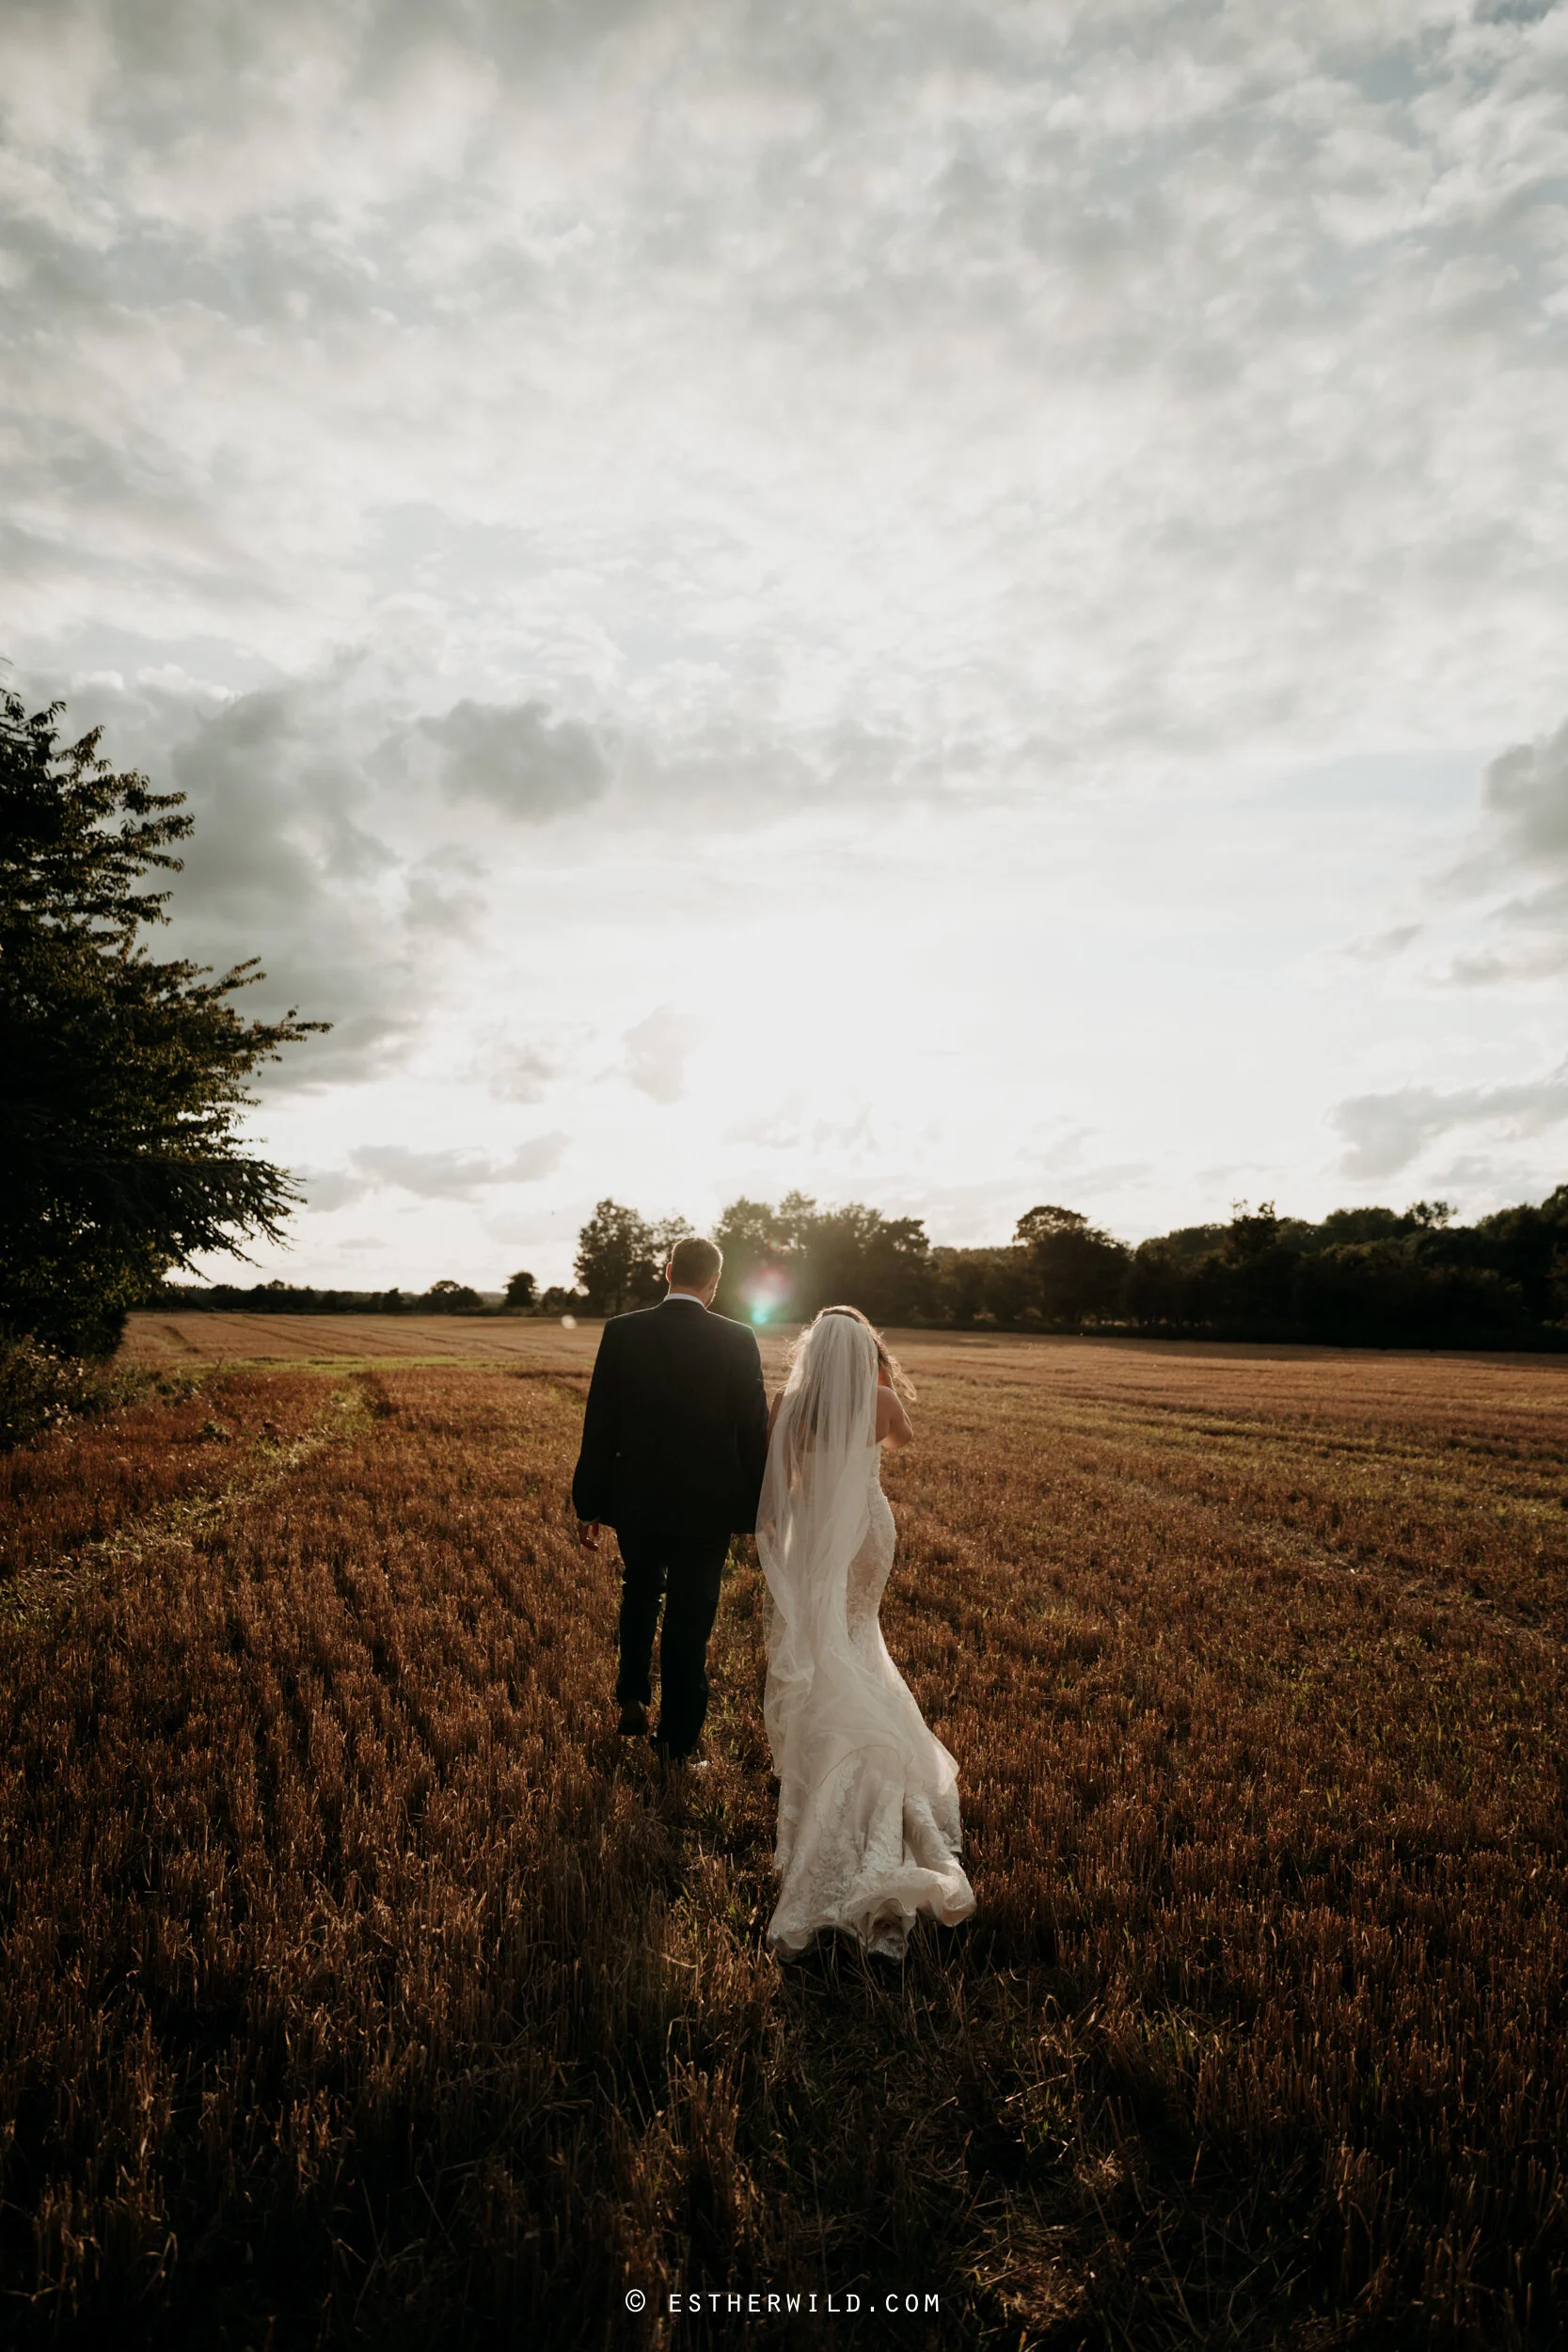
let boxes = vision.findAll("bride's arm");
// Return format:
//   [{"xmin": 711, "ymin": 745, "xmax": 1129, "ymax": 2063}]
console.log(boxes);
[{"xmin": 876, "ymin": 1376, "xmax": 913, "ymax": 1449}]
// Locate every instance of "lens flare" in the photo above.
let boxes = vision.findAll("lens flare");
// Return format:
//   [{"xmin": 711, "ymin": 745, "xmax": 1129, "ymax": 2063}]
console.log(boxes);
[{"xmin": 740, "ymin": 1264, "xmax": 792, "ymax": 1326}]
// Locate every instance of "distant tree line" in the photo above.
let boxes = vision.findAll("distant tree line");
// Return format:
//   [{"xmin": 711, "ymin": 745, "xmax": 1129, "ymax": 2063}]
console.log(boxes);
[
  {"xmin": 561, "ymin": 1188, "xmax": 1568, "ymax": 1350},
  {"xmin": 1113, "ymin": 1197, "xmax": 1568, "ymax": 1347},
  {"xmin": 153, "ymin": 1277, "xmax": 493, "ymax": 1315},
  {"xmin": 157, "ymin": 1186, "xmax": 1568, "ymax": 1350},
  {"xmin": 951, "ymin": 1194, "xmax": 1568, "ymax": 1347},
  {"xmin": 105, "ymin": 1177, "xmax": 1568, "ymax": 1353}
]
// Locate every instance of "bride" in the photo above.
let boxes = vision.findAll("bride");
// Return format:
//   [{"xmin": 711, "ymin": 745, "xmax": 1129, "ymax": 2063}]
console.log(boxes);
[{"xmin": 757, "ymin": 1307, "xmax": 976, "ymax": 1959}]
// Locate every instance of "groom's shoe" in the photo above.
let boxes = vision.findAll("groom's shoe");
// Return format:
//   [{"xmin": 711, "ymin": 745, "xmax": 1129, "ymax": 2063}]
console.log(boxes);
[
  {"xmin": 654, "ymin": 1741, "xmax": 710, "ymax": 1772},
  {"xmin": 616, "ymin": 1701, "xmax": 649, "ymax": 1737}
]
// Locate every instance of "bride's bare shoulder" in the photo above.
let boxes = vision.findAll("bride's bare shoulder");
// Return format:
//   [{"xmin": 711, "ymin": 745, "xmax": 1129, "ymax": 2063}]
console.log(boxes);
[{"xmin": 876, "ymin": 1386, "xmax": 913, "ymax": 1448}]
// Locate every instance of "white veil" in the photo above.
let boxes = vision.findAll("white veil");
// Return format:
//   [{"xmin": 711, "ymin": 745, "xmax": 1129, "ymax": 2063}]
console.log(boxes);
[
  {"xmin": 758, "ymin": 1311, "xmax": 882, "ymax": 1806},
  {"xmin": 758, "ymin": 1311, "xmax": 974, "ymax": 1954}
]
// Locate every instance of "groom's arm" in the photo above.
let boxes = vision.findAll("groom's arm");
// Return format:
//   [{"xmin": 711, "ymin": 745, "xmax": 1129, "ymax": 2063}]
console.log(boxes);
[
  {"xmin": 735, "ymin": 1329, "xmax": 769, "ymax": 1525},
  {"xmin": 572, "ymin": 1322, "xmax": 623, "ymax": 1529}
]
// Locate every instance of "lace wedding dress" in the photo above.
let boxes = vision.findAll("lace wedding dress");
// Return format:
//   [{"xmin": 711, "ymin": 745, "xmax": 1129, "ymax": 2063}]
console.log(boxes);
[{"xmin": 759, "ymin": 1312, "xmax": 975, "ymax": 1960}]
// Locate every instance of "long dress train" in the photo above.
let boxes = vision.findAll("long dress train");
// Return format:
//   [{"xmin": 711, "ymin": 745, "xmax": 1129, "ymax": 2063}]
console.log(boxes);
[{"xmin": 764, "ymin": 1436, "xmax": 975, "ymax": 1959}]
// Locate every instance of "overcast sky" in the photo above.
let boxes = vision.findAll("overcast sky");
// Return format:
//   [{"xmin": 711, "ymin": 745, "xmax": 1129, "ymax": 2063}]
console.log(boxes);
[{"xmin": 5, "ymin": 0, "xmax": 1567, "ymax": 1289}]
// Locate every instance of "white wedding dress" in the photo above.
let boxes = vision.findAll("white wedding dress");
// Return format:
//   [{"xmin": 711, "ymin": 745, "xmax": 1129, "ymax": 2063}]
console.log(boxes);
[{"xmin": 758, "ymin": 1313, "xmax": 976, "ymax": 1960}]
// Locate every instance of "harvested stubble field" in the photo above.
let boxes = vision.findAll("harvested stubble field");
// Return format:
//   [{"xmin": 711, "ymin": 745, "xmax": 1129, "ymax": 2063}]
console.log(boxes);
[{"xmin": 1, "ymin": 1318, "xmax": 1564, "ymax": 2350}]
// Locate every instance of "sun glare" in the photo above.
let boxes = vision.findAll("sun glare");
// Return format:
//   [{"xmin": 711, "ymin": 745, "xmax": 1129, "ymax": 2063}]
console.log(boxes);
[{"xmin": 740, "ymin": 1265, "xmax": 793, "ymax": 1327}]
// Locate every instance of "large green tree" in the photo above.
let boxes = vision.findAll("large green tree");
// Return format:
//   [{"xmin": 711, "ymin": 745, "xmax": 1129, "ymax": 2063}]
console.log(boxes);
[
  {"xmin": 573, "ymin": 1200, "xmax": 652, "ymax": 1315},
  {"xmin": 573, "ymin": 1203, "xmax": 696, "ymax": 1315},
  {"xmin": 0, "ymin": 691, "xmax": 325, "ymax": 1356},
  {"xmin": 713, "ymin": 1192, "xmax": 932, "ymax": 1325},
  {"xmin": 1014, "ymin": 1203, "xmax": 1130, "ymax": 1328}
]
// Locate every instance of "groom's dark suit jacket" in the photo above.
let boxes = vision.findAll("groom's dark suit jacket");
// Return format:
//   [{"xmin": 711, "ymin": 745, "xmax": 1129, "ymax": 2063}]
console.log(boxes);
[{"xmin": 571, "ymin": 1298, "xmax": 769, "ymax": 1540}]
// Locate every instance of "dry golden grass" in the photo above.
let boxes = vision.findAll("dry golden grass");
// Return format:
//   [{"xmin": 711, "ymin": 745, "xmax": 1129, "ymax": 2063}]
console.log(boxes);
[
  {"xmin": 0, "ymin": 1323, "xmax": 1563, "ymax": 2347},
  {"xmin": 116, "ymin": 1310, "xmax": 610, "ymax": 1369}
]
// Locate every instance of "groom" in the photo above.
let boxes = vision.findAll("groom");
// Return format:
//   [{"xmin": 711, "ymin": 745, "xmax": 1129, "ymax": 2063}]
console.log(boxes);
[{"xmin": 572, "ymin": 1236, "xmax": 769, "ymax": 1761}]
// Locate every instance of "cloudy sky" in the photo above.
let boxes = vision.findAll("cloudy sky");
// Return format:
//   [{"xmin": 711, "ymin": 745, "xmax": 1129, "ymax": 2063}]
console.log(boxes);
[{"xmin": 5, "ymin": 0, "xmax": 1567, "ymax": 1290}]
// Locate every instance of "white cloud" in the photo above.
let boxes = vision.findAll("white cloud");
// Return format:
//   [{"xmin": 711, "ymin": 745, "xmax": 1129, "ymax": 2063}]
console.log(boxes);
[
  {"xmin": 479, "ymin": 1036, "xmax": 569, "ymax": 1104},
  {"xmin": 411, "ymin": 698, "xmax": 612, "ymax": 818},
  {"xmin": 1467, "ymin": 719, "xmax": 1568, "ymax": 875},
  {"xmin": 724, "ymin": 1101, "xmax": 808, "ymax": 1149},
  {"xmin": 622, "ymin": 1005, "xmax": 702, "ymax": 1104},
  {"xmin": 1340, "ymin": 922, "xmax": 1426, "ymax": 964},
  {"xmin": 39, "ymin": 663, "xmax": 433, "ymax": 1087},
  {"xmin": 1331, "ymin": 1061, "xmax": 1568, "ymax": 1179},
  {"xmin": 293, "ymin": 1166, "xmax": 371, "ymax": 1214},
  {"xmin": 348, "ymin": 1133, "xmax": 569, "ymax": 1198},
  {"xmin": 1414, "ymin": 715, "xmax": 1568, "ymax": 983}
]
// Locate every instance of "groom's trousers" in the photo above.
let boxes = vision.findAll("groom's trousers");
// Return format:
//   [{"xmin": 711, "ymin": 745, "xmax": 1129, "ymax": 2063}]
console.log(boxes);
[{"xmin": 614, "ymin": 1525, "xmax": 730, "ymax": 1758}]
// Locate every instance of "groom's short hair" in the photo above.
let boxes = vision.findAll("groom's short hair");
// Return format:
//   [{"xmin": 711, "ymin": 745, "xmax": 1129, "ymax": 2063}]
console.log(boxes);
[{"xmin": 669, "ymin": 1236, "xmax": 722, "ymax": 1288}]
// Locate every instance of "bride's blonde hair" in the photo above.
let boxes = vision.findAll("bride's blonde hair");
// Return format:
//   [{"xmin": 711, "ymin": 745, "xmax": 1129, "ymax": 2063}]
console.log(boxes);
[{"xmin": 806, "ymin": 1305, "xmax": 916, "ymax": 1403}]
